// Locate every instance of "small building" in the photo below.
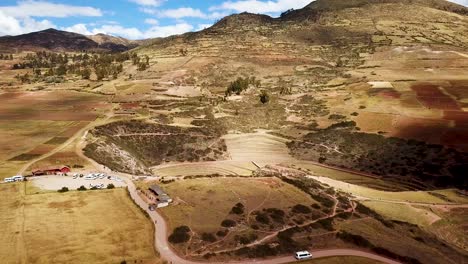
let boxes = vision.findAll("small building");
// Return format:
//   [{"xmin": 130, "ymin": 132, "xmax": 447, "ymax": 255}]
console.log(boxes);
[
  {"xmin": 32, "ymin": 166, "xmax": 71, "ymax": 176},
  {"xmin": 148, "ymin": 185, "xmax": 172, "ymax": 208}
]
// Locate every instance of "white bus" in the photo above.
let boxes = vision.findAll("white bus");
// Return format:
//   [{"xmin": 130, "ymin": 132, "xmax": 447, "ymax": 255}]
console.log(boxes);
[
  {"xmin": 295, "ymin": 251, "xmax": 312, "ymax": 260},
  {"xmin": 4, "ymin": 176, "xmax": 24, "ymax": 183}
]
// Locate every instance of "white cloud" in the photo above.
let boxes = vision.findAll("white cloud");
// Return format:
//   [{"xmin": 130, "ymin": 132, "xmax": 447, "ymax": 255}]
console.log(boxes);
[
  {"xmin": 0, "ymin": 0, "xmax": 102, "ymax": 18},
  {"xmin": 144, "ymin": 23, "xmax": 194, "ymax": 38},
  {"xmin": 129, "ymin": 0, "xmax": 165, "ymax": 7},
  {"xmin": 448, "ymin": 0, "xmax": 468, "ymax": 6},
  {"xmin": 62, "ymin": 22, "xmax": 194, "ymax": 40},
  {"xmin": 62, "ymin": 23, "xmax": 92, "ymax": 35},
  {"xmin": 197, "ymin": 23, "xmax": 213, "ymax": 31},
  {"xmin": 144, "ymin": 18, "xmax": 159, "ymax": 25},
  {"xmin": 142, "ymin": 7, "xmax": 228, "ymax": 20},
  {"xmin": 209, "ymin": 0, "xmax": 310, "ymax": 14},
  {"xmin": 157, "ymin": 7, "xmax": 207, "ymax": 19},
  {"xmin": 0, "ymin": 10, "xmax": 55, "ymax": 36}
]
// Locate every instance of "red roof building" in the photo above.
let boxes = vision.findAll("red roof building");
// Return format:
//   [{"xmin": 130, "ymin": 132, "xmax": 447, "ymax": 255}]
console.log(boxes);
[{"xmin": 32, "ymin": 166, "xmax": 71, "ymax": 176}]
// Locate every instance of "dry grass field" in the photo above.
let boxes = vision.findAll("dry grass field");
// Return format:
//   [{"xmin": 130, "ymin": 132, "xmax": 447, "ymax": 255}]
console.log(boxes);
[
  {"xmin": 0, "ymin": 183, "xmax": 158, "ymax": 264},
  {"xmin": 160, "ymin": 177, "xmax": 315, "ymax": 234},
  {"xmin": 0, "ymin": 91, "xmax": 112, "ymax": 179},
  {"xmin": 296, "ymin": 256, "xmax": 382, "ymax": 264}
]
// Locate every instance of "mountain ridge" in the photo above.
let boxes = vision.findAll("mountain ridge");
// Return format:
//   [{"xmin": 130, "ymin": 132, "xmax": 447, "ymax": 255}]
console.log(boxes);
[{"xmin": 0, "ymin": 28, "xmax": 138, "ymax": 52}]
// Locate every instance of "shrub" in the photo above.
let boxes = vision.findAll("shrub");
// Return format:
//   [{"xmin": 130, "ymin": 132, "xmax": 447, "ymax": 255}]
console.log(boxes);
[
  {"xmin": 266, "ymin": 208, "xmax": 285, "ymax": 223},
  {"xmin": 58, "ymin": 187, "xmax": 69, "ymax": 193},
  {"xmin": 239, "ymin": 233, "xmax": 258, "ymax": 244},
  {"xmin": 221, "ymin": 219, "xmax": 236, "ymax": 227},
  {"xmin": 77, "ymin": 185, "xmax": 87, "ymax": 191},
  {"xmin": 292, "ymin": 204, "xmax": 311, "ymax": 214},
  {"xmin": 201, "ymin": 232, "xmax": 217, "ymax": 242},
  {"xmin": 168, "ymin": 226, "xmax": 191, "ymax": 244},
  {"xmin": 230, "ymin": 203, "xmax": 245, "ymax": 215},
  {"xmin": 255, "ymin": 213, "xmax": 270, "ymax": 224},
  {"xmin": 107, "ymin": 183, "xmax": 115, "ymax": 189},
  {"xmin": 216, "ymin": 229, "xmax": 228, "ymax": 237},
  {"xmin": 337, "ymin": 231, "xmax": 372, "ymax": 248},
  {"xmin": 259, "ymin": 90, "xmax": 270, "ymax": 104}
]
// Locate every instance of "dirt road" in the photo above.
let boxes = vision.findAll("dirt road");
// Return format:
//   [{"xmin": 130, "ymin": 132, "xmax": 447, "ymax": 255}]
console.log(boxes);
[
  {"xmin": 122, "ymin": 176, "xmax": 401, "ymax": 264},
  {"xmin": 73, "ymin": 130, "xmax": 402, "ymax": 264}
]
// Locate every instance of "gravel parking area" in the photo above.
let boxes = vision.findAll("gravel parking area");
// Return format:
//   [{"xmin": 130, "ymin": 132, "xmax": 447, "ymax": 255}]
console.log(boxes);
[{"xmin": 31, "ymin": 175, "xmax": 127, "ymax": 191}]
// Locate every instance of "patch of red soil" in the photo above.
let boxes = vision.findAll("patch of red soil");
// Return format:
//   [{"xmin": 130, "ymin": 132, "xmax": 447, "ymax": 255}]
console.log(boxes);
[
  {"xmin": 412, "ymin": 84, "xmax": 461, "ymax": 111},
  {"xmin": 121, "ymin": 102, "xmax": 140, "ymax": 110},
  {"xmin": 27, "ymin": 144, "xmax": 55, "ymax": 155},
  {"xmin": 391, "ymin": 117, "xmax": 451, "ymax": 144},
  {"xmin": 441, "ymin": 129, "xmax": 468, "ymax": 152},
  {"xmin": 59, "ymin": 122, "xmax": 89, "ymax": 137},
  {"xmin": 378, "ymin": 90, "xmax": 401, "ymax": 99},
  {"xmin": 0, "ymin": 111, "xmax": 97, "ymax": 121},
  {"xmin": 444, "ymin": 111, "xmax": 468, "ymax": 127}
]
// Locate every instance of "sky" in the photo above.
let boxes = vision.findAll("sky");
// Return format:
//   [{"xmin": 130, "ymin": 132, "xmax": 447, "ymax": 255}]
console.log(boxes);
[{"xmin": 0, "ymin": 0, "xmax": 467, "ymax": 40}]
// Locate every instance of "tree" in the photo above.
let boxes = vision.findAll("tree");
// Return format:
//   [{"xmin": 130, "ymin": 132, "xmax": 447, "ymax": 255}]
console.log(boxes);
[
  {"xmin": 58, "ymin": 187, "xmax": 69, "ymax": 193},
  {"xmin": 56, "ymin": 64, "xmax": 67, "ymax": 76},
  {"xmin": 81, "ymin": 68, "xmax": 91, "ymax": 80},
  {"xmin": 259, "ymin": 90, "xmax": 270, "ymax": 104},
  {"xmin": 107, "ymin": 183, "xmax": 115, "ymax": 189}
]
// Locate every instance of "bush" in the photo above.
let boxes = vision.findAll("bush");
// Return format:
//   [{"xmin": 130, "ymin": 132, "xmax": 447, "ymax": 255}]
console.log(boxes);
[
  {"xmin": 316, "ymin": 217, "xmax": 335, "ymax": 231},
  {"xmin": 265, "ymin": 208, "xmax": 285, "ymax": 223},
  {"xmin": 77, "ymin": 185, "xmax": 87, "ymax": 191},
  {"xmin": 337, "ymin": 231, "xmax": 372, "ymax": 248},
  {"xmin": 255, "ymin": 213, "xmax": 270, "ymax": 224},
  {"xmin": 259, "ymin": 90, "xmax": 270, "ymax": 104},
  {"xmin": 230, "ymin": 203, "xmax": 245, "ymax": 215},
  {"xmin": 292, "ymin": 204, "xmax": 311, "ymax": 214},
  {"xmin": 201, "ymin": 232, "xmax": 217, "ymax": 242},
  {"xmin": 216, "ymin": 229, "xmax": 228, "ymax": 237},
  {"xmin": 221, "ymin": 219, "xmax": 237, "ymax": 227},
  {"xmin": 107, "ymin": 183, "xmax": 115, "ymax": 189},
  {"xmin": 168, "ymin": 226, "xmax": 191, "ymax": 244},
  {"xmin": 58, "ymin": 187, "xmax": 69, "ymax": 193},
  {"xmin": 77, "ymin": 185, "xmax": 88, "ymax": 191}
]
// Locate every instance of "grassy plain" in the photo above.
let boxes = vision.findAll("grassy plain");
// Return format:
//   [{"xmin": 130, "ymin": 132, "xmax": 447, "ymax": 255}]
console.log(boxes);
[
  {"xmin": 160, "ymin": 177, "xmax": 315, "ymax": 234},
  {"xmin": 0, "ymin": 183, "xmax": 158, "ymax": 264},
  {"xmin": 295, "ymin": 256, "xmax": 382, "ymax": 264}
]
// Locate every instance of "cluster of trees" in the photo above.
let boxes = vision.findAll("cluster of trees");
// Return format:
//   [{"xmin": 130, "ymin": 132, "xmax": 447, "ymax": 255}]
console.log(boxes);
[
  {"xmin": 131, "ymin": 53, "xmax": 150, "ymax": 71},
  {"xmin": 225, "ymin": 76, "xmax": 261, "ymax": 96},
  {"xmin": 0, "ymin": 54, "xmax": 13, "ymax": 60},
  {"xmin": 13, "ymin": 51, "xmax": 131, "ymax": 83}
]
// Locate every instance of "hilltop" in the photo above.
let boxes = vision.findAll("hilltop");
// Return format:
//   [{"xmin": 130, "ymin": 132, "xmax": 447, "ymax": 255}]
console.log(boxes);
[{"xmin": 0, "ymin": 28, "xmax": 137, "ymax": 52}]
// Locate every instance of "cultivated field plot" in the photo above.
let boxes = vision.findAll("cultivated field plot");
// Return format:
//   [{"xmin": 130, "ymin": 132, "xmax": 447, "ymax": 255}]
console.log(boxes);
[
  {"xmin": 153, "ymin": 161, "xmax": 257, "ymax": 177},
  {"xmin": 0, "ymin": 91, "xmax": 109, "ymax": 121},
  {"xmin": 0, "ymin": 183, "xmax": 157, "ymax": 264},
  {"xmin": 161, "ymin": 177, "xmax": 315, "ymax": 234},
  {"xmin": 223, "ymin": 131, "xmax": 293, "ymax": 164},
  {"xmin": 297, "ymin": 256, "xmax": 382, "ymax": 264},
  {"xmin": 0, "ymin": 91, "xmax": 110, "ymax": 179}
]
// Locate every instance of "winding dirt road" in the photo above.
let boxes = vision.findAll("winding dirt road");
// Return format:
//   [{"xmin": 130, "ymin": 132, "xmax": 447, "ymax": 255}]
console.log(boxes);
[
  {"xmin": 123, "ymin": 177, "xmax": 400, "ymax": 264},
  {"xmin": 71, "ymin": 128, "xmax": 402, "ymax": 264}
]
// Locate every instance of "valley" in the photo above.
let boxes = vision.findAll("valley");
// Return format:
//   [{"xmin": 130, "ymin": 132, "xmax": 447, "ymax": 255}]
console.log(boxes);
[{"xmin": 0, "ymin": 0, "xmax": 467, "ymax": 263}]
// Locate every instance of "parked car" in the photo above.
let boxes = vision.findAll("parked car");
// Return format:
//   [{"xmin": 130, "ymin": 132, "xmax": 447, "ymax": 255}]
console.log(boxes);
[{"xmin": 295, "ymin": 251, "xmax": 312, "ymax": 260}]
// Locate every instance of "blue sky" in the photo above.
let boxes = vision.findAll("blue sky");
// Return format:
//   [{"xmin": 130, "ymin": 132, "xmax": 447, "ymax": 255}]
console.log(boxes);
[{"xmin": 0, "ymin": 0, "xmax": 467, "ymax": 39}]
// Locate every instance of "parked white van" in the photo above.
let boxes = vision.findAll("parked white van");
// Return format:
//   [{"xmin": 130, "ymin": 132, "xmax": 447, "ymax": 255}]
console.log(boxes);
[
  {"xmin": 84, "ymin": 174, "xmax": 97, "ymax": 180},
  {"xmin": 12, "ymin": 175, "xmax": 24, "ymax": 181},
  {"xmin": 295, "ymin": 251, "xmax": 312, "ymax": 260}
]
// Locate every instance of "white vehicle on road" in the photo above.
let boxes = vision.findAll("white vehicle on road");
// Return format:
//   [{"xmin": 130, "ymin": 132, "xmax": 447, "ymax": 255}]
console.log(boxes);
[
  {"xmin": 295, "ymin": 251, "xmax": 312, "ymax": 260},
  {"xmin": 4, "ymin": 175, "xmax": 24, "ymax": 183}
]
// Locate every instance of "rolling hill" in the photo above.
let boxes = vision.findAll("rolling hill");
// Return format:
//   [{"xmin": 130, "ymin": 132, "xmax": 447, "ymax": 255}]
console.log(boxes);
[{"xmin": 0, "ymin": 28, "xmax": 137, "ymax": 52}]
